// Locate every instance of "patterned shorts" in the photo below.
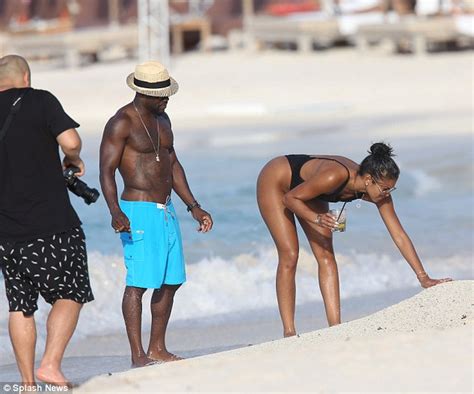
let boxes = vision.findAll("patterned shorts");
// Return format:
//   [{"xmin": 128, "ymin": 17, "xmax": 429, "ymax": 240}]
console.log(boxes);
[{"xmin": 0, "ymin": 226, "xmax": 94, "ymax": 315}]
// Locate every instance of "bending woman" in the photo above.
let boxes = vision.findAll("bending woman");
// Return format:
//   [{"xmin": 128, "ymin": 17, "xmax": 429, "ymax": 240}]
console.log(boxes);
[{"xmin": 256, "ymin": 142, "xmax": 451, "ymax": 337}]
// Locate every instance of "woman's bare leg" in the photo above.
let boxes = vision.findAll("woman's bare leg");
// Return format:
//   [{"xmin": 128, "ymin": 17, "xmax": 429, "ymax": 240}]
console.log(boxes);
[
  {"xmin": 297, "ymin": 201, "xmax": 341, "ymax": 326},
  {"xmin": 257, "ymin": 161, "xmax": 300, "ymax": 337}
]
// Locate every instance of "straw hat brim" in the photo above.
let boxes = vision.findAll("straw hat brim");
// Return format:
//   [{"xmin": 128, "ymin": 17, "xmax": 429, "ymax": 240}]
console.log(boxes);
[{"xmin": 126, "ymin": 73, "xmax": 179, "ymax": 97}]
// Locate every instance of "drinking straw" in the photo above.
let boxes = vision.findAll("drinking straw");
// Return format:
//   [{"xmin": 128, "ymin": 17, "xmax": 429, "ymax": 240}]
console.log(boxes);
[{"xmin": 336, "ymin": 202, "xmax": 347, "ymax": 222}]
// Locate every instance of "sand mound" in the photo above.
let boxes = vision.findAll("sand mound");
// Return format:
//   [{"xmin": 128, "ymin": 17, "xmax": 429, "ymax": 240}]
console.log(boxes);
[
  {"xmin": 271, "ymin": 280, "xmax": 472, "ymax": 350},
  {"xmin": 77, "ymin": 281, "xmax": 472, "ymax": 393}
]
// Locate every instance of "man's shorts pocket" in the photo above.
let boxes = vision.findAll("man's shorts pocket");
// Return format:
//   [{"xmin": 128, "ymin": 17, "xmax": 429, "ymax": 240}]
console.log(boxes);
[{"xmin": 120, "ymin": 230, "xmax": 145, "ymax": 261}]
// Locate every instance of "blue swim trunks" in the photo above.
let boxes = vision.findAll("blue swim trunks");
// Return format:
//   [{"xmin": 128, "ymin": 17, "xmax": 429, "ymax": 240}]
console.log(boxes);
[{"xmin": 119, "ymin": 199, "xmax": 186, "ymax": 289}]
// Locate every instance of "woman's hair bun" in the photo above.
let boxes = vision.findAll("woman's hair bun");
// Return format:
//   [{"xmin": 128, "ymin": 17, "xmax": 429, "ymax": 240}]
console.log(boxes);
[
  {"xmin": 369, "ymin": 142, "xmax": 394, "ymax": 158},
  {"xmin": 358, "ymin": 142, "xmax": 399, "ymax": 179}
]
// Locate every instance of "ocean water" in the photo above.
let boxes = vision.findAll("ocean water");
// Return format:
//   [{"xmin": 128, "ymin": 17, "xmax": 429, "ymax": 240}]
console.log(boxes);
[{"xmin": 0, "ymin": 117, "xmax": 472, "ymax": 359}]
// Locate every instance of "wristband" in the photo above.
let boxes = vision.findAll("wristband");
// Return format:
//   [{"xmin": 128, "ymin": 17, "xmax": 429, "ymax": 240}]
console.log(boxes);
[{"xmin": 187, "ymin": 201, "xmax": 201, "ymax": 212}]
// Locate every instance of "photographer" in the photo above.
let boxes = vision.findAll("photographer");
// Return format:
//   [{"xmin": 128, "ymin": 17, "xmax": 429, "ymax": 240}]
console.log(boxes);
[{"xmin": 0, "ymin": 55, "xmax": 94, "ymax": 388}]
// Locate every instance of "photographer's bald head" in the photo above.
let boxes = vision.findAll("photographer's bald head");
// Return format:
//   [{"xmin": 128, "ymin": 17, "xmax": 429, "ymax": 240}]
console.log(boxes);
[{"xmin": 0, "ymin": 55, "xmax": 31, "ymax": 91}]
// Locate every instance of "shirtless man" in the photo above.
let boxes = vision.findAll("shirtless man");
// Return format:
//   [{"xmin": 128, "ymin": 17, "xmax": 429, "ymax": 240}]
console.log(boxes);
[{"xmin": 100, "ymin": 61, "xmax": 213, "ymax": 367}]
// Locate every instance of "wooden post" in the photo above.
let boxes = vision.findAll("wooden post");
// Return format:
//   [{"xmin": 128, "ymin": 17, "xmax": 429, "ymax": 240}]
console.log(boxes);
[
  {"xmin": 298, "ymin": 35, "xmax": 312, "ymax": 53},
  {"xmin": 242, "ymin": 0, "xmax": 255, "ymax": 50},
  {"xmin": 109, "ymin": 0, "xmax": 120, "ymax": 27},
  {"xmin": 242, "ymin": 0, "xmax": 254, "ymax": 30},
  {"xmin": 413, "ymin": 34, "xmax": 428, "ymax": 56},
  {"xmin": 171, "ymin": 24, "xmax": 183, "ymax": 54}
]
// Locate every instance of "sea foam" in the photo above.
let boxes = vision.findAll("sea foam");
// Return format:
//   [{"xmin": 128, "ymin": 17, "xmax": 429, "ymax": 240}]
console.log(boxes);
[{"xmin": 0, "ymin": 247, "xmax": 468, "ymax": 354}]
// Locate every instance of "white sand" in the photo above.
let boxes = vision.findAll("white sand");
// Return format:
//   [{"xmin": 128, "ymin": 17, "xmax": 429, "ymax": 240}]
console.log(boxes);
[
  {"xmin": 0, "ymin": 286, "xmax": 423, "ymax": 384},
  {"xmin": 76, "ymin": 280, "xmax": 472, "ymax": 393},
  {"xmin": 30, "ymin": 49, "xmax": 473, "ymax": 137}
]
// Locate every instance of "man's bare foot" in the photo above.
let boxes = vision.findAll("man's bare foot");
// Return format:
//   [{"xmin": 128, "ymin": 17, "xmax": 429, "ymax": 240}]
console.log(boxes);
[
  {"xmin": 35, "ymin": 365, "xmax": 71, "ymax": 388},
  {"xmin": 147, "ymin": 350, "xmax": 184, "ymax": 362},
  {"xmin": 131, "ymin": 356, "xmax": 160, "ymax": 368}
]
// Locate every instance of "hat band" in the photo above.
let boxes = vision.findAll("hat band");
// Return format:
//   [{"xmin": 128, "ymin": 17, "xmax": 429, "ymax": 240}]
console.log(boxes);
[{"xmin": 134, "ymin": 78, "xmax": 171, "ymax": 89}]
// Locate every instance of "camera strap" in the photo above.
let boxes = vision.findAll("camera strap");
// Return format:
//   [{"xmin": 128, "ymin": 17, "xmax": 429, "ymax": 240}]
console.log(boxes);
[{"xmin": 0, "ymin": 90, "xmax": 27, "ymax": 143}]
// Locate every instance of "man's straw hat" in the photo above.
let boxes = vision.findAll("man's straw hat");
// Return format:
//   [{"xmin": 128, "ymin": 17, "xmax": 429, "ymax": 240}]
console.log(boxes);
[{"xmin": 126, "ymin": 61, "xmax": 178, "ymax": 97}]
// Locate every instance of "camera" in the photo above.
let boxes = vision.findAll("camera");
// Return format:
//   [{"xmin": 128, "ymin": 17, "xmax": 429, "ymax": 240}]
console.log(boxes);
[{"xmin": 64, "ymin": 166, "xmax": 100, "ymax": 205}]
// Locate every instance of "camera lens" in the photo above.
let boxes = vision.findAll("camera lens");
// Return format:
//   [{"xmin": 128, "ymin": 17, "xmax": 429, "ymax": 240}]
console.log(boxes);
[
  {"xmin": 64, "ymin": 173, "xmax": 100, "ymax": 205},
  {"xmin": 82, "ymin": 187, "xmax": 100, "ymax": 205}
]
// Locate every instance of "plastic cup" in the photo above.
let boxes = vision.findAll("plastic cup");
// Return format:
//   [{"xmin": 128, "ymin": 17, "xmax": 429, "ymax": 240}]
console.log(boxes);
[{"xmin": 329, "ymin": 209, "xmax": 346, "ymax": 232}]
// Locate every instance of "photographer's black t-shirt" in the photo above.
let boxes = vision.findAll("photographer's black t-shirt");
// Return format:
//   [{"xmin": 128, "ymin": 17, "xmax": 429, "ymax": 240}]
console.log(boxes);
[{"xmin": 0, "ymin": 88, "xmax": 81, "ymax": 242}]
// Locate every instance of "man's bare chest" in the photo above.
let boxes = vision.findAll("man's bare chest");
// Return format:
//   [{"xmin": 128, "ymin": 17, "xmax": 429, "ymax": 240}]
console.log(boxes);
[{"xmin": 129, "ymin": 117, "xmax": 173, "ymax": 152}]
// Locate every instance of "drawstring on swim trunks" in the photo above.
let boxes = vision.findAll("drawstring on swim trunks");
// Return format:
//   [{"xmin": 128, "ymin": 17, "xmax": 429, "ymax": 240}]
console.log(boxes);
[{"xmin": 156, "ymin": 196, "xmax": 174, "ymax": 221}]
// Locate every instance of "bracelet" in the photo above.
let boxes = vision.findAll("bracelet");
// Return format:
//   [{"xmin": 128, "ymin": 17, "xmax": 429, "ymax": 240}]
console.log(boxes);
[
  {"xmin": 186, "ymin": 201, "xmax": 201, "ymax": 212},
  {"xmin": 416, "ymin": 271, "xmax": 428, "ymax": 278}
]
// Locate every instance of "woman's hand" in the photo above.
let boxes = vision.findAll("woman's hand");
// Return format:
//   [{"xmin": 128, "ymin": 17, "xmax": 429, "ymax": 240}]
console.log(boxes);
[
  {"xmin": 314, "ymin": 212, "xmax": 338, "ymax": 231},
  {"xmin": 418, "ymin": 273, "xmax": 453, "ymax": 289}
]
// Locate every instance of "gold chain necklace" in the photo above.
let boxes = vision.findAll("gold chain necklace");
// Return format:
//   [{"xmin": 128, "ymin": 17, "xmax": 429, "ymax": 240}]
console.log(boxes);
[{"xmin": 133, "ymin": 102, "xmax": 160, "ymax": 162}]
